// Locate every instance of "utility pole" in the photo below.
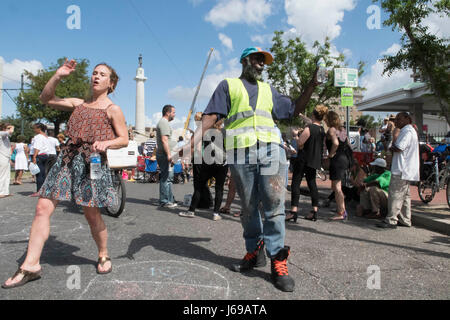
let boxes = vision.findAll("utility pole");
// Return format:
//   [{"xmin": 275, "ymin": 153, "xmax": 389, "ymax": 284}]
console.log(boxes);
[
  {"xmin": 21, "ymin": 73, "xmax": 24, "ymax": 135},
  {"xmin": 182, "ymin": 48, "xmax": 214, "ymax": 137}
]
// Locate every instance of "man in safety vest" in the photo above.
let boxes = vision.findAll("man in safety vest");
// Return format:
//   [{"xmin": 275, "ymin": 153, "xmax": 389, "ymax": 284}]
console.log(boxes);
[{"xmin": 191, "ymin": 47, "xmax": 319, "ymax": 292}]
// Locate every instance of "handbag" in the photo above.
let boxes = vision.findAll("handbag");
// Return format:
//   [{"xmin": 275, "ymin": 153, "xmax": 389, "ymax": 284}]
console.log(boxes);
[{"xmin": 106, "ymin": 141, "xmax": 138, "ymax": 169}]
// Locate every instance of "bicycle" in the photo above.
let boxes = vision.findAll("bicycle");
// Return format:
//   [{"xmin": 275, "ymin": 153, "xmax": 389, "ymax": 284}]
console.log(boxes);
[
  {"xmin": 105, "ymin": 169, "xmax": 126, "ymax": 217},
  {"xmin": 417, "ymin": 152, "xmax": 450, "ymax": 207}
]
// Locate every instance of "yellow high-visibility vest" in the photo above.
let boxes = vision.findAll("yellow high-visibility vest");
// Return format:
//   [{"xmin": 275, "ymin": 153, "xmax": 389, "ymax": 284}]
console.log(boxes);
[{"xmin": 224, "ymin": 78, "xmax": 280, "ymax": 150}]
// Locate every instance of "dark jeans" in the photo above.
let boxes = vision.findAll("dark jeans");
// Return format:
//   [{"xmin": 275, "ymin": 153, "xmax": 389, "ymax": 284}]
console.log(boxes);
[
  {"xmin": 290, "ymin": 157, "xmax": 319, "ymax": 208},
  {"xmin": 189, "ymin": 163, "xmax": 228, "ymax": 213},
  {"xmin": 36, "ymin": 154, "xmax": 49, "ymax": 192},
  {"xmin": 45, "ymin": 154, "xmax": 57, "ymax": 175}
]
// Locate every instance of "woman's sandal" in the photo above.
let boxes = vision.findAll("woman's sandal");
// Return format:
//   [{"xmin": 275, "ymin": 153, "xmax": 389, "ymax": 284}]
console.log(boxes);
[
  {"xmin": 97, "ymin": 257, "xmax": 112, "ymax": 275},
  {"xmin": 232, "ymin": 211, "xmax": 241, "ymax": 217},
  {"xmin": 1, "ymin": 268, "xmax": 41, "ymax": 289}
]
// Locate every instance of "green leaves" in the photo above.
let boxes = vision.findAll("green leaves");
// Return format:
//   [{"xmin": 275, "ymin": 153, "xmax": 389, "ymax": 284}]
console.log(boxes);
[
  {"xmin": 266, "ymin": 31, "xmax": 365, "ymax": 119},
  {"xmin": 15, "ymin": 58, "xmax": 91, "ymax": 134},
  {"xmin": 376, "ymin": 0, "xmax": 449, "ymax": 124}
]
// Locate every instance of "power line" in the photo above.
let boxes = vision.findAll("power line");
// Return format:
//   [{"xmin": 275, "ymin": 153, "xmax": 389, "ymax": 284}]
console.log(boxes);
[
  {"xmin": 127, "ymin": 0, "xmax": 189, "ymax": 85},
  {"xmin": 0, "ymin": 74, "xmax": 22, "ymax": 84},
  {"xmin": 3, "ymin": 89, "xmax": 19, "ymax": 108}
]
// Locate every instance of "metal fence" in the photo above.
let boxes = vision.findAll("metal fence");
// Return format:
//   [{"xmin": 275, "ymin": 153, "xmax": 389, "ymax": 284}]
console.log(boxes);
[{"xmin": 419, "ymin": 132, "xmax": 449, "ymax": 145}]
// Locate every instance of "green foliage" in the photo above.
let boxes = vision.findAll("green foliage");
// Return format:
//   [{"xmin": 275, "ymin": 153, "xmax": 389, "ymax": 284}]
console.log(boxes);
[
  {"xmin": 266, "ymin": 31, "xmax": 365, "ymax": 130},
  {"xmin": 375, "ymin": 0, "xmax": 450, "ymax": 124},
  {"xmin": 356, "ymin": 114, "xmax": 382, "ymax": 129},
  {"xmin": 15, "ymin": 58, "xmax": 91, "ymax": 134}
]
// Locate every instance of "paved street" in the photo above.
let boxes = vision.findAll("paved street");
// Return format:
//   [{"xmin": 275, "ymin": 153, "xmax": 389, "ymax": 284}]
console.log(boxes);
[{"xmin": 1, "ymin": 179, "xmax": 449, "ymax": 300}]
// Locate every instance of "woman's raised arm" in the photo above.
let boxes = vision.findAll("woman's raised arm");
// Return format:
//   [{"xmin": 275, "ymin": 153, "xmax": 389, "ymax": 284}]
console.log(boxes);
[{"xmin": 39, "ymin": 59, "xmax": 84, "ymax": 112}]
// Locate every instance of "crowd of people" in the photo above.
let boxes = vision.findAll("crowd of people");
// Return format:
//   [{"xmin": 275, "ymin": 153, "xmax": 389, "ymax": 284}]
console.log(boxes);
[
  {"xmin": 0, "ymin": 47, "xmax": 429, "ymax": 294},
  {"xmin": 0, "ymin": 122, "xmax": 66, "ymax": 198}
]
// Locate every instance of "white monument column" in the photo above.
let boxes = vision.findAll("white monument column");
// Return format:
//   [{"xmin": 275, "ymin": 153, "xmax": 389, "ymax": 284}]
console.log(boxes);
[
  {"xmin": 134, "ymin": 54, "xmax": 147, "ymax": 135},
  {"xmin": 0, "ymin": 61, "xmax": 3, "ymax": 120}
]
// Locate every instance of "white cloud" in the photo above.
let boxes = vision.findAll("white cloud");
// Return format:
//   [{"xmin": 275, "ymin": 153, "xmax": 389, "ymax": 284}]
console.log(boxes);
[
  {"xmin": 168, "ymin": 58, "xmax": 241, "ymax": 103},
  {"xmin": 250, "ymin": 33, "xmax": 273, "ymax": 45},
  {"xmin": 284, "ymin": 0, "xmax": 357, "ymax": 44},
  {"xmin": 360, "ymin": 44, "xmax": 412, "ymax": 100},
  {"xmin": 422, "ymin": 11, "xmax": 450, "ymax": 38},
  {"xmin": 381, "ymin": 43, "xmax": 402, "ymax": 56},
  {"xmin": 0, "ymin": 56, "xmax": 43, "ymax": 84},
  {"xmin": 205, "ymin": 0, "xmax": 272, "ymax": 28},
  {"xmin": 218, "ymin": 33, "xmax": 233, "ymax": 51}
]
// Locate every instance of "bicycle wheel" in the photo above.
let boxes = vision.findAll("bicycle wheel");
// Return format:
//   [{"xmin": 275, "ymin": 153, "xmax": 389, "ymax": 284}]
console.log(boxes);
[
  {"xmin": 418, "ymin": 175, "xmax": 436, "ymax": 204},
  {"xmin": 106, "ymin": 171, "xmax": 126, "ymax": 217}
]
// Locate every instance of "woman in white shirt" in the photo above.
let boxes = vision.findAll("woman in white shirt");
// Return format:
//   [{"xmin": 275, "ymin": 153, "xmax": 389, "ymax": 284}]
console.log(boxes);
[
  {"xmin": 13, "ymin": 135, "xmax": 29, "ymax": 185},
  {"xmin": 0, "ymin": 123, "xmax": 14, "ymax": 198}
]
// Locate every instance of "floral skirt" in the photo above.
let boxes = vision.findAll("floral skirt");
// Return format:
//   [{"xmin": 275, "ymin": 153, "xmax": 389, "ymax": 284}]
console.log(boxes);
[{"xmin": 38, "ymin": 142, "xmax": 119, "ymax": 208}]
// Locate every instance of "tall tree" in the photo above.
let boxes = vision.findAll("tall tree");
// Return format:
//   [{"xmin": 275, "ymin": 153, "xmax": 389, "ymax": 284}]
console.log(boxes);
[
  {"xmin": 376, "ymin": 0, "xmax": 450, "ymax": 124},
  {"xmin": 15, "ymin": 58, "xmax": 91, "ymax": 135},
  {"xmin": 266, "ymin": 31, "xmax": 365, "ymax": 130}
]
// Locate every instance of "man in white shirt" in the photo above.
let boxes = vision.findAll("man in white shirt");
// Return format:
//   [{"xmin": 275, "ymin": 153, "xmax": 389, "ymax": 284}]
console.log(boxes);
[
  {"xmin": 31, "ymin": 123, "xmax": 51, "ymax": 196},
  {"xmin": 378, "ymin": 112, "xmax": 419, "ymax": 229}
]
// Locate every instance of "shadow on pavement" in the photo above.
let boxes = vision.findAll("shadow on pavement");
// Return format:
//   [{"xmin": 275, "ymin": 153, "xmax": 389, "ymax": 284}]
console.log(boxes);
[
  {"xmin": 116, "ymin": 233, "xmax": 271, "ymax": 282},
  {"xmin": 2, "ymin": 235, "xmax": 96, "ymax": 268},
  {"xmin": 286, "ymin": 224, "xmax": 450, "ymax": 260}
]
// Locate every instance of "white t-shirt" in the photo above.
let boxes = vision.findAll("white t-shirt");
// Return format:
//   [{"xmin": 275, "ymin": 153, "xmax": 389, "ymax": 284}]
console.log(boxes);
[
  {"xmin": 391, "ymin": 124, "xmax": 420, "ymax": 181},
  {"xmin": 32, "ymin": 134, "xmax": 51, "ymax": 155},
  {"xmin": 47, "ymin": 136, "xmax": 60, "ymax": 155}
]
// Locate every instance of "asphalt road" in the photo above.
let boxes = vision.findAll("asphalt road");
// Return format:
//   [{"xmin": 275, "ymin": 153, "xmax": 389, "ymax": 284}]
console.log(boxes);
[{"xmin": 0, "ymin": 180, "xmax": 449, "ymax": 300}]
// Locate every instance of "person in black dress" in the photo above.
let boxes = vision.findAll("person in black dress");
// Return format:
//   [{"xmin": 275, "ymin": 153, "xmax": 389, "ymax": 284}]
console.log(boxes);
[
  {"xmin": 287, "ymin": 105, "xmax": 328, "ymax": 222},
  {"xmin": 325, "ymin": 111, "xmax": 352, "ymax": 221}
]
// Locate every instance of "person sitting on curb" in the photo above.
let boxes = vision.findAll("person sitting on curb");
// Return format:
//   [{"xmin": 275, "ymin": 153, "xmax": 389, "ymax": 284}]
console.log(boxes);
[{"xmin": 356, "ymin": 158, "xmax": 391, "ymax": 219}]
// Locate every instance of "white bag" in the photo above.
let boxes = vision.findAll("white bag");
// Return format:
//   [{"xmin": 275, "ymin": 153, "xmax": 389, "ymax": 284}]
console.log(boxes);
[
  {"xmin": 106, "ymin": 141, "xmax": 138, "ymax": 169},
  {"xmin": 183, "ymin": 194, "xmax": 192, "ymax": 207},
  {"xmin": 29, "ymin": 162, "xmax": 40, "ymax": 175}
]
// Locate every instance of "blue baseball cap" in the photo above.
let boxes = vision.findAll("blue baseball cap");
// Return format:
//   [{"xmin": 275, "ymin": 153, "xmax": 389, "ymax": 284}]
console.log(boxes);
[{"xmin": 240, "ymin": 47, "xmax": 274, "ymax": 65}]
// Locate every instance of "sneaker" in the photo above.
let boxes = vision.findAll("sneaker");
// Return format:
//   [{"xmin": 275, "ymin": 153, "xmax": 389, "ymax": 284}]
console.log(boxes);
[
  {"xmin": 166, "ymin": 202, "xmax": 178, "ymax": 208},
  {"xmin": 213, "ymin": 213, "xmax": 222, "ymax": 221},
  {"xmin": 230, "ymin": 240, "xmax": 266, "ymax": 272},
  {"xmin": 179, "ymin": 211, "xmax": 195, "ymax": 218},
  {"xmin": 271, "ymin": 246, "xmax": 295, "ymax": 292}
]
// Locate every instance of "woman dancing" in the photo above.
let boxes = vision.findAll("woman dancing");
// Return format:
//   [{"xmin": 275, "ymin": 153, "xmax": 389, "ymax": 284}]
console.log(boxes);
[{"xmin": 2, "ymin": 59, "xmax": 128, "ymax": 289}]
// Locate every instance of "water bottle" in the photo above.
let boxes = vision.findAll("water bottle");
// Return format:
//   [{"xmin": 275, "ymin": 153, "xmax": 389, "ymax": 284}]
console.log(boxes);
[
  {"xmin": 317, "ymin": 58, "xmax": 327, "ymax": 84},
  {"xmin": 90, "ymin": 152, "xmax": 102, "ymax": 180}
]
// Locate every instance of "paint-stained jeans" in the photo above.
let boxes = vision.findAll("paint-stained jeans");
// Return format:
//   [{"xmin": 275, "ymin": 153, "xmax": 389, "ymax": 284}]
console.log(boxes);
[{"xmin": 229, "ymin": 143, "xmax": 287, "ymax": 258}]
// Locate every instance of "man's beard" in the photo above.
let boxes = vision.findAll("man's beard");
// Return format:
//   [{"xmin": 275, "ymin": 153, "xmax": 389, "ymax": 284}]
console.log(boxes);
[{"xmin": 242, "ymin": 64, "xmax": 263, "ymax": 82}]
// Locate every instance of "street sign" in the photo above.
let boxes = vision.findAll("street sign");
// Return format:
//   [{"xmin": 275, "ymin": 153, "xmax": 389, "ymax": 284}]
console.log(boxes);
[
  {"xmin": 341, "ymin": 88, "xmax": 354, "ymax": 107},
  {"xmin": 334, "ymin": 68, "xmax": 358, "ymax": 88}
]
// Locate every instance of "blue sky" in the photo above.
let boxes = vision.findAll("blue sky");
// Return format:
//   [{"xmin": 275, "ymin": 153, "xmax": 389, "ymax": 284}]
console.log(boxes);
[{"xmin": 1, "ymin": 0, "xmax": 448, "ymax": 129}]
